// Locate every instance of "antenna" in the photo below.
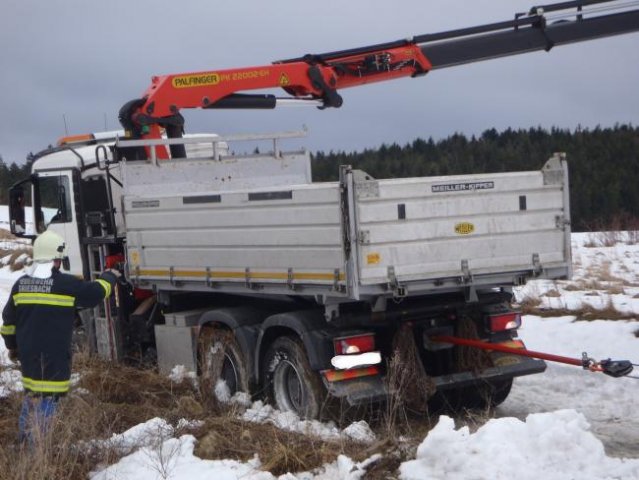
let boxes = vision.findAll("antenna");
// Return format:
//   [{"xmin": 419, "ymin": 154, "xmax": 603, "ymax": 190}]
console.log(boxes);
[
  {"xmin": 62, "ymin": 114, "xmax": 69, "ymax": 136},
  {"xmin": 104, "ymin": 112, "xmax": 108, "ymax": 131}
]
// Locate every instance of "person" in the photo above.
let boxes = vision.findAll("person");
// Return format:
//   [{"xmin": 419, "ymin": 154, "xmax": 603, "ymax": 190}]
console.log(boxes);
[{"xmin": 0, "ymin": 230, "xmax": 119, "ymax": 444}]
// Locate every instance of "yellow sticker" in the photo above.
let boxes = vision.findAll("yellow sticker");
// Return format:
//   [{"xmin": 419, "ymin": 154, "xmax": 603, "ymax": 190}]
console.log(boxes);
[
  {"xmin": 454, "ymin": 222, "xmax": 475, "ymax": 235},
  {"xmin": 279, "ymin": 73, "xmax": 290, "ymax": 86},
  {"xmin": 230, "ymin": 69, "xmax": 270, "ymax": 81},
  {"xmin": 493, "ymin": 355, "xmax": 521, "ymax": 367},
  {"xmin": 172, "ymin": 73, "xmax": 220, "ymax": 89},
  {"xmin": 130, "ymin": 251, "xmax": 140, "ymax": 266},
  {"xmin": 367, "ymin": 253, "xmax": 381, "ymax": 265}
]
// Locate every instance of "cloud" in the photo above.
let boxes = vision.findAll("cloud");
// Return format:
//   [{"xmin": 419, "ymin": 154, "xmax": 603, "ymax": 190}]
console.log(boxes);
[{"xmin": 1, "ymin": 0, "xmax": 637, "ymax": 163}]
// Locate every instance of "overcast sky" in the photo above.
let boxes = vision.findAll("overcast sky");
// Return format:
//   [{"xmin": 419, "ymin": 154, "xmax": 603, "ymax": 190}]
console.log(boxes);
[{"xmin": 1, "ymin": 0, "xmax": 638, "ymax": 164}]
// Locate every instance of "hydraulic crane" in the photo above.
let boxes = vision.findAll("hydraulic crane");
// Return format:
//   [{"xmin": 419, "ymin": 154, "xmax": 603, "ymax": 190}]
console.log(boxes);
[{"xmin": 118, "ymin": 0, "xmax": 639, "ymax": 159}]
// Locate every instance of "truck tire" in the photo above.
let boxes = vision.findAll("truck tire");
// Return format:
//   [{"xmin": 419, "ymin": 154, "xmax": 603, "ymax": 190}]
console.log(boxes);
[
  {"xmin": 199, "ymin": 327, "xmax": 249, "ymax": 403},
  {"xmin": 457, "ymin": 379, "xmax": 514, "ymax": 410},
  {"xmin": 429, "ymin": 379, "xmax": 513, "ymax": 412},
  {"xmin": 481, "ymin": 378, "xmax": 513, "ymax": 408},
  {"xmin": 262, "ymin": 336, "xmax": 324, "ymax": 419}
]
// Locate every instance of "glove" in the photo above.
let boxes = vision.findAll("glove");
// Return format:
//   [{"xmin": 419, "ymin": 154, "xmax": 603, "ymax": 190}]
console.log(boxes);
[
  {"xmin": 8, "ymin": 349, "xmax": 19, "ymax": 363},
  {"xmin": 105, "ymin": 268, "xmax": 122, "ymax": 278}
]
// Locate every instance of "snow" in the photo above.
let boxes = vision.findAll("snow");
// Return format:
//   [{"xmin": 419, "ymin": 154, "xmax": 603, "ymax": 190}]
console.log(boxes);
[
  {"xmin": 242, "ymin": 400, "xmax": 376, "ymax": 443},
  {"xmin": 401, "ymin": 410, "xmax": 639, "ymax": 480},
  {"xmin": 92, "ymin": 417, "xmax": 176, "ymax": 455},
  {"xmin": 91, "ymin": 433, "xmax": 273, "ymax": 480},
  {"xmin": 1, "ymin": 219, "xmax": 639, "ymax": 478},
  {"xmin": 168, "ymin": 364, "xmax": 197, "ymax": 385}
]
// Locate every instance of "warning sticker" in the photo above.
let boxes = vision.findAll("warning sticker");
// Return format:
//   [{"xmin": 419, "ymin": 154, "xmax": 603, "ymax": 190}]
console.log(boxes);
[
  {"xmin": 129, "ymin": 251, "xmax": 140, "ymax": 266},
  {"xmin": 279, "ymin": 73, "xmax": 290, "ymax": 86},
  {"xmin": 454, "ymin": 222, "xmax": 475, "ymax": 235},
  {"xmin": 367, "ymin": 253, "xmax": 381, "ymax": 265},
  {"xmin": 172, "ymin": 73, "xmax": 220, "ymax": 89}
]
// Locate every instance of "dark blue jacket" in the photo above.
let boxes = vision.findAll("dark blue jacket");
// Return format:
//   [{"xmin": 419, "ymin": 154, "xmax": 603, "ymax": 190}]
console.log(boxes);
[{"xmin": 1, "ymin": 268, "xmax": 117, "ymax": 395}]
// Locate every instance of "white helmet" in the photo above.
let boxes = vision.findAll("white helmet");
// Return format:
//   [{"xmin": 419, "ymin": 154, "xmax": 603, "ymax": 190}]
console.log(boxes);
[{"xmin": 33, "ymin": 230, "xmax": 66, "ymax": 263}]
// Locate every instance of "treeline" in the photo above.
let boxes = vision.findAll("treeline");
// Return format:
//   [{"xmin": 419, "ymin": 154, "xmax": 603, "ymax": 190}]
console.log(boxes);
[
  {"xmin": 1, "ymin": 125, "xmax": 638, "ymax": 231},
  {"xmin": 312, "ymin": 125, "xmax": 639, "ymax": 231},
  {"xmin": 0, "ymin": 155, "xmax": 32, "ymax": 205}
]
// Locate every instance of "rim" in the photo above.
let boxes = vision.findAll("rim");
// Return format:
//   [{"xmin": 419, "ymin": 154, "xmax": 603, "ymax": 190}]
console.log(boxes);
[
  {"xmin": 220, "ymin": 352, "xmax": 239, "ymax": 394},
  {"xmin": 274, "ymin": 359, "xmax": 305, "ymax": 414}
]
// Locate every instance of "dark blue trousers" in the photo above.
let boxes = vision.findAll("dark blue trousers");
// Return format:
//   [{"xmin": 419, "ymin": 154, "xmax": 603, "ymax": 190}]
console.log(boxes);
[{"xmin": 19, "ymin": 395, "xmax": 59, "ymax": 445}]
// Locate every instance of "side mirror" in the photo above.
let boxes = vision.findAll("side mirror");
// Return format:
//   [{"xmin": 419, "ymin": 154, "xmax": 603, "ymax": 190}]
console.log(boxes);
[
  {"xmin": 96, "ymin": 145, "xmax": 110, "ymax": 170},
  {"xmin": 9, "ymin": 183, "xmax": 28, "ymax": 237}
]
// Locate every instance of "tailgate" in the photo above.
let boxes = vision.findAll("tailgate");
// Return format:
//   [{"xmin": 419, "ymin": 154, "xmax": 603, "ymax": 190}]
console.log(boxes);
[{"xmin": 353, "ymin": 154, "xmax": 571, "ymax": 287}]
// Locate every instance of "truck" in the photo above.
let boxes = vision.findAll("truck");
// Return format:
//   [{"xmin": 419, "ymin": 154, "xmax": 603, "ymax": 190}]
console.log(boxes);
[{"xmin": 7, "ymin": 0, "xmax": 639, "ymax": 417}]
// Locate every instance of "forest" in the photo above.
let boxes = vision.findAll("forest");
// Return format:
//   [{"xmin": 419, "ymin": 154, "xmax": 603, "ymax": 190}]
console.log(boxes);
[
  {"xmin": 312, "ymin": 124, "xmax": 639, "ymax": 231},
  {"xmin": 1, "ymin": 124, "xmax": 637, "ymax": 231}
]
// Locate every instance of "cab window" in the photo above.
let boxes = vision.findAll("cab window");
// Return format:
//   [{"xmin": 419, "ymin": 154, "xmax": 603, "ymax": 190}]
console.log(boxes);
[{"xmin": 36, "ymin": 176, "xmax": 72, "ymax": 233}]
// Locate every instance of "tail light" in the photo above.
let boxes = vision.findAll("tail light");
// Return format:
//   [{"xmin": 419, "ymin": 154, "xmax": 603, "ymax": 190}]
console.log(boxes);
[
  {"xmin": 487, "ymin": 312, "xmax": 521, "ymax": 333},
  {"xmin": 333, "ymin": 333, "xmax": 375, "ymax": 355}
]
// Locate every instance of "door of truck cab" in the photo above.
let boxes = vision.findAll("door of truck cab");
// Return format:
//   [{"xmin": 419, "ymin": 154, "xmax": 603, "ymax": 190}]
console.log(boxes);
[
  {"xmin": 36, "ymin": 170, "xmax": 83, "ymax": 276},
  {"xmin": 9, "ymin": 169, "xmax": 83, "ymax": 276}
]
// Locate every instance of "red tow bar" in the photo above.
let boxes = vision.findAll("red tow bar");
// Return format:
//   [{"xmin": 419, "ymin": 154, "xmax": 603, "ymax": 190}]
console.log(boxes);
[{"xmin": 430, "ymin": 335, "xmax": 635, "ymax": 378}]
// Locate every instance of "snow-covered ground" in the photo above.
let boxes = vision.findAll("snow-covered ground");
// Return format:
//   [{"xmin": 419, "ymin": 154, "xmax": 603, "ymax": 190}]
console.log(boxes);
[{"xmin": 1, "ymin": 229, "xmax": 638, "ymax": 478}]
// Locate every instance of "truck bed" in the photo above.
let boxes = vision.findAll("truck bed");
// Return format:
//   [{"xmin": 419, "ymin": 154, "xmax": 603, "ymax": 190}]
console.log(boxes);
[{"xmin": 122, "ymin": 150, "xmax": 571, "ymax": 302}]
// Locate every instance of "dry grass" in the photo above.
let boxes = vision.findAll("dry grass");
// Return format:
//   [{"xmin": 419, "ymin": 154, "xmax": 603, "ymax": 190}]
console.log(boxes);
[
  {"xmin": 517, "ymin": 295, "xmax": 543, "ymax": 316},
  {"xmin": 194, "ymin": 417, "xmax": 366, "ymax": 476},
  {"xmin": 0, "ymin": 392, "xmax": 125, "ymax": 480},
  {"xmin": 542, "ymin": 289, "xmax": 562, "ymax": 298},
  {"xmin": 522, "ymin": 303, "xmax": 638, "ymax": 322},
  {"xmin": 0, "ymin": 228, "xmax": 32, "ymax": 271},
  {"xmin": 0, "ymin": 354, "xmax": 197, "ymax": 479},
  {"xmin": 6, "ymin": 248, "xmax": 32, "ymax": 271},
  {"xmin": 0, "ymin": 354, "xmax": 389, "ymax": 479},
  {"xmin": 582, "ymin": 215, "xmax": 639, "ymax": 247},
  {"xmin": 0, "ymin": 228, "xmax": 15, "ymax": 241}
]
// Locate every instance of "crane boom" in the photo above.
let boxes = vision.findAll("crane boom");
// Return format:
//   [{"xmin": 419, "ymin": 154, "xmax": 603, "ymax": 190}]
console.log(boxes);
[{"xmin": 119, "ymin": 0, "xmax": 639, "ymax": 159}]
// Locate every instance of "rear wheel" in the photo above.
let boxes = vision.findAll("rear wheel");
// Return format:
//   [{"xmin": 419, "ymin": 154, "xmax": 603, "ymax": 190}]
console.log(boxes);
[
  {"xmin": 479, "ymin": 378, "xmax": 513, "ymax": 408},
  {"xmin": 199, "ymin": 327, "xmax": 249, "ymax": 403},
  {"xmin": 434, "ymin": 379, "xmax": 513, "ymax": 411},
  {"xmin": 262, "ymin": 336, "xmax": 324, "ymax": 419}
]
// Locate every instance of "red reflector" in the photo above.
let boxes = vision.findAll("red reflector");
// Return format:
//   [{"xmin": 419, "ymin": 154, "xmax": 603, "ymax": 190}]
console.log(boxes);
[
  {"xmin": 323, "ymin": 366, "xmax": 379, "ymax": 382},
  {"xmin": 334, "ymin": 334, "xmax": 375, "ymax": 355},
  {"xmin": 488, "ymin": 312, "xmax": 521, "ymax": 332}
]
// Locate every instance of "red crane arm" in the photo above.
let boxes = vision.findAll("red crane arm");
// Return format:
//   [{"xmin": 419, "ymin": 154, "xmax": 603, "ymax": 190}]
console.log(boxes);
[{"xmin": 130, "ymin": 43, "xmax": 430, "ymax": 123}]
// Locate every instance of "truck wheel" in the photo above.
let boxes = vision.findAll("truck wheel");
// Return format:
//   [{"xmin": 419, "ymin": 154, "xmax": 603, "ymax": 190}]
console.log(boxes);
[
  {"xmin": 485, "ymin": 379, "xmax": 513, "ymax": 407},
  {"xmin": 430, "ymin": 379, "xmax": 513, "ymax": 412},
  {"xmin": 262, "ymin": 336, "xmax": 324, "ymax": 419},
  {"xmin": 199, "ymin": 327, "xmax": 249, "ymax": 403},
  {"xmin": 458, "ymin": 379, "xmax": 514, "ymax": 409}
]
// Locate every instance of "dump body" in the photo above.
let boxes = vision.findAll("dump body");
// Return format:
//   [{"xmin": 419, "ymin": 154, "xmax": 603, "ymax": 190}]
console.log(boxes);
[{"xmin": 121, "ymin": 143, "xmax": 570, "ymax": 302}]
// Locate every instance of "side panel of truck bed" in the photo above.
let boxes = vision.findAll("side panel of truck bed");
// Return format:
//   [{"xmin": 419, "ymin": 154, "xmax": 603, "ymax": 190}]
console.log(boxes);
[
  {"xmin": 124, "ymin": 183, "xmax": 346, "ymax": 286},
  {"xmin": 354, "ymin": 163, "xmax": 570, "ymax": 288}
]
